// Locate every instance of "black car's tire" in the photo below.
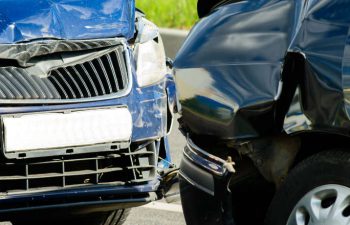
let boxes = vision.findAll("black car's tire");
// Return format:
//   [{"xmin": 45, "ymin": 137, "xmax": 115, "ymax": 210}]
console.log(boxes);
[
  {"xmin": 12, "ymin": 209, "xmax": 130, "ymax": 225},
  {"xmin": 265, "ymin": 151, "xmax": 350, "ymax": 225}
]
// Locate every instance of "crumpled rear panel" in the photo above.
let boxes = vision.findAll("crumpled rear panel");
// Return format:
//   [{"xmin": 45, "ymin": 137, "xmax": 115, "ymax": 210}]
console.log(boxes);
[
  {"xmin": 285, "ymin": 0, "xmax": 350, "ymax": 134},
  {"xmin": 0, "ymin": 0, "xmax": 135, "ymax": 43},
  {"xmin": 174, "ymin": 0, "xmax": 350, "ymax": 140}
]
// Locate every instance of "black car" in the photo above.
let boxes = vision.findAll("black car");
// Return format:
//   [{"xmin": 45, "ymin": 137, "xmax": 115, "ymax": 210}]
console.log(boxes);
[{"xmin": 175, "ymin": 0, "xmax": 350, "ymax": 224}]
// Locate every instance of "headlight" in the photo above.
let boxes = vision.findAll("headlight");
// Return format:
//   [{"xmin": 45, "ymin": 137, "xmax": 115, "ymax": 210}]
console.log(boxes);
[{"xmin": 135, "ymin": 18, "xmax": 167, "ymax": 87}]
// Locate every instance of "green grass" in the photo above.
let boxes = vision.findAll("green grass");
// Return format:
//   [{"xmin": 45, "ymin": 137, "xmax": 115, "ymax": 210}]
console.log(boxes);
[{"xmin": 136, "ymin": 0, "xmax": 198, "ymax": 29}]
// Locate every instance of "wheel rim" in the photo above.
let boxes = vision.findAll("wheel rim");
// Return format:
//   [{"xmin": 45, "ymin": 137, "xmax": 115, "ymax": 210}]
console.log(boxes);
[{"xmin": 287, "ymin": 184, "xmax": 350, "ymax": 225}]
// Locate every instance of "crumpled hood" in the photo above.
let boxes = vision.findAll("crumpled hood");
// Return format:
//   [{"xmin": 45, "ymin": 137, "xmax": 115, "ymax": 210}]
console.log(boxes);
[{"xmin": 0, "ymin": 0, "xmax": 135, "ymax": 44}]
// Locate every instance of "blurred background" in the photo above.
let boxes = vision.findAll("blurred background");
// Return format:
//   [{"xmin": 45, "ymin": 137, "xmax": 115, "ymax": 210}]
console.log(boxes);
[
  {"xmin": 136, "ymin": 0, "xmax": 197, "ymax": 59},
  {"xmin": 136, "ymin": 0, "xmax": 197, "ymax": 30}
]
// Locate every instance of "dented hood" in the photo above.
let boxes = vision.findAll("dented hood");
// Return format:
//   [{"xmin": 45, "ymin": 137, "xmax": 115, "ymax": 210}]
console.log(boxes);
[{"xmin": 0, "ymin": 0, "xmax": 135, "ymax": 44}]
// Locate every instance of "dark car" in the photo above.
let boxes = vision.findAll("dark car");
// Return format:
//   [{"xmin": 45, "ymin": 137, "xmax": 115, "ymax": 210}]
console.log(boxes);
[
  {"xmin": 0, "ymin": 1, "xmax": 176, "ymax": 225},
  {"xmin": 174, "ymin": 0, "xmax": 350, "ymax": 224}
]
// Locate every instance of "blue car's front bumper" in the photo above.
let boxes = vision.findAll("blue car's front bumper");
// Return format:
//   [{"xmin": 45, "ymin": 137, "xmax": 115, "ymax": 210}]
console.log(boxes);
[{"xmin": 0, "ymin": 181, "xmax": 159, "ymax": 214}]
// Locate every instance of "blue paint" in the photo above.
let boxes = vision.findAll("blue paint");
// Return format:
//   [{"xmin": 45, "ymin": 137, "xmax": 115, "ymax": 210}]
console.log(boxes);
[
  {"xmin": 0, "ymin": 180, "xmax": 160, "ymax": 212},
  {"xmin": 0, "ymin": 0, "xmax": 135, "ymax": 43}
]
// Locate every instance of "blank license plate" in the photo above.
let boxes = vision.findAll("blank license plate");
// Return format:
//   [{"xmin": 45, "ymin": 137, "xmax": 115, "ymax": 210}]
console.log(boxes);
[{"xmin": 3, "ymin": 107, "xmax": 132, "ymax": 153}]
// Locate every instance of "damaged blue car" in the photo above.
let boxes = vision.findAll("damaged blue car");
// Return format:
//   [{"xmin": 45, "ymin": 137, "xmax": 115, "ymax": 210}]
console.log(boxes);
[{"xmin": 0, "ymin": 1, "xmax": 176, "ymax": 224}]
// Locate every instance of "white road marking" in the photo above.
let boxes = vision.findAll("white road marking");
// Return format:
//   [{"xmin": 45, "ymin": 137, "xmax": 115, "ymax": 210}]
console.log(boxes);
[{"xmin": 142, "ymin": 202, "xmax": 183, "ymax": 213}]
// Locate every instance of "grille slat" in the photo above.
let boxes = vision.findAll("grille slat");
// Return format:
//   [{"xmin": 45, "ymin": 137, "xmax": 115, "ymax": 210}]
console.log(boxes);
[
  {"xmin": 117, "ymin": 51, "xmax": 127, "ymax": 89},
  {"xmin": 54, "ymin": 70, "xmax": 77, "ymax": 99},
  {"xmin": 97, "ymin": 57, "xmax": 113, "ymax": 93},
  {"xmin": 10, "ymin": 68, "xmax": 41, "ymax": 99},
  {"xmin": 0, "ymin": 87, "xmax": 7, "ymax": 98},
  {"xmin": 106, "ymin": 54, "xmax": 120, "ymax": 91},
  {"xmin": 0, "ymin": 75, "xmax": 23, "ymax": 99},
  {"xmin": 70, "ymin": 66, "xmax": 92, "ymax": 97},
  {"xmin": 79, "ymin": 64, "xmax": 99, "ymax": 97},
  {"xmin": 113, "ymin": 51, "xmax": 126, "ymax": 90},
  {"xmin": 63, "ymin": 68, "xmax": 84, "ymax": 98},
  {"xmin": 0, "ymin": 69, "xmax": 31, "ymax": 99},
  {"xmin": 41, "ymin": 78, "xmax": 61, "ymax": 99},
  {"xmin": 0, "ymin": 79, "xmax": 15, "ymax": 98},
  {"xmin": 50, "ymin": 76, "xmax": 69, "ymax": 99},
  {"xmin": 0, "ymin": 46, "xmax": 128, "ymax": 102},
  {"xmin": 19, "ymin": 70, "xmax": 46, "ymax": 99},
  {"xmin": 88, "ymin": 61, "xmax": 106, "ymax": 95},
  {"xmin": 31, "ymin": 76, "xmax": 54, "ymax": 99}
]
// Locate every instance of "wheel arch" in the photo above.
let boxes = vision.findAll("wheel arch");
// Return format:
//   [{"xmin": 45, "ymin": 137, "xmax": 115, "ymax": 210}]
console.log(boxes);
[{"xmin": 292, "ymin": 131, "xmax": 350, "ymax": 168}]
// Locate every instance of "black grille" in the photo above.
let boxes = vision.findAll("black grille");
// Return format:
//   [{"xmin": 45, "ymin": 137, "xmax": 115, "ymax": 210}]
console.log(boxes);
[
  {"xmin": 48, "ymin": 49, "xmax": 127, "ymax": 99},
  {"xmin": 0, "ymin": 46, "xmax": 128, "ymax": 102},
  {"xmin": 0, "ymin": 143, "xmax": 157, "ymax": 195}
]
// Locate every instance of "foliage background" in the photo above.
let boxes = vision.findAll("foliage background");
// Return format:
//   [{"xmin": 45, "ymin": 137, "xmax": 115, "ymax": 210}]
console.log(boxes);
[{"xmin": 136, "ymin": 0, "xmax": 198, "ymax": 29}]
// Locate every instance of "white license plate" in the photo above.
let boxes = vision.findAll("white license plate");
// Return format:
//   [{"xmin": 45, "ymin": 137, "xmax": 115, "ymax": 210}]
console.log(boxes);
[{"xmin": 3, "ymin": 107, "xmax": 132, "ymax": 153}]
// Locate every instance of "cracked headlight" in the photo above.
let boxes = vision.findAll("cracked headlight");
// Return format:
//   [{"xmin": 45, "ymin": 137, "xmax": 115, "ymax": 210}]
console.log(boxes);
[{"xmin": 135, "ymin": 17, "xmax": 167, "ymax": 87}]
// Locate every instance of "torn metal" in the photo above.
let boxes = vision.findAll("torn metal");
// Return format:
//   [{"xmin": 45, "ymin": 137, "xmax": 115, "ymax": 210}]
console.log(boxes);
[
  {"xmin": 0, "ymin": 38, "xmax": 127, "ymax": 67},
  {"xmin": 174, "ymin": 0, "xmax": 350, "ymax": 142},
  {"xmin": 237, "ymin": 136, "xmax": 300, "ymax": 187}
]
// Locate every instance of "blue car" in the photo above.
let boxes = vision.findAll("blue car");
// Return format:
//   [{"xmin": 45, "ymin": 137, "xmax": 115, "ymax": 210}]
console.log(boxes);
[{"xmin": 0, "ymin": 1, "xmax": 176, "ymax": 224}]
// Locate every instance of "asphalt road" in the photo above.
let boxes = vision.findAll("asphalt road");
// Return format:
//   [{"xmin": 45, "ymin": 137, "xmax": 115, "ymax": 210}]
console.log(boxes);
[{"xmin": 124, "ymin": 116, "xmax": 187, "ymax": 225}]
